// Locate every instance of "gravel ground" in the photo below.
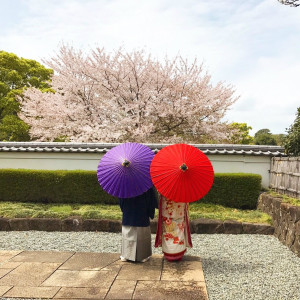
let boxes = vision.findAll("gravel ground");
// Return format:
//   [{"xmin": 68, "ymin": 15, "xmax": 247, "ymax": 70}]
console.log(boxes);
[{"xmin": 0, "ymin": 232, "xmax": 300, "ymax": 300}]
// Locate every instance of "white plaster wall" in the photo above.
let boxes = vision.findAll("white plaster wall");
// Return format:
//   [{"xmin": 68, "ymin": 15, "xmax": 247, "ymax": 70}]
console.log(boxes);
[
  {"xmin": 0, "ymin": 152, "xmax": 102, "ymax": 171},
  {"xmin": 207, "ymin": 155, "xmax": 271, "ymax": 187},
  {"xmin": 0, "ymin": 152, "xmax": 271, "ymax": 187}
]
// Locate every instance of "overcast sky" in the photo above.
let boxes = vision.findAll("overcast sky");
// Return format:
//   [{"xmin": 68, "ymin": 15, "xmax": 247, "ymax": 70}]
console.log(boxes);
[{"xmin": 1, "ymin": 0, "xmax": 300, "ymax": 135}]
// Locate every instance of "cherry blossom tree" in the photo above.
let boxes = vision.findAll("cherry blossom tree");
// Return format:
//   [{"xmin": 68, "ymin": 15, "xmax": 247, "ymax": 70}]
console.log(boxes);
[
  {"xmin": 20, "ymin": 45, "xmax": 238, "ymax": 143},
  {"xmin": 278, "ymin": 0, "xmax": 300, "ymax": 7}
]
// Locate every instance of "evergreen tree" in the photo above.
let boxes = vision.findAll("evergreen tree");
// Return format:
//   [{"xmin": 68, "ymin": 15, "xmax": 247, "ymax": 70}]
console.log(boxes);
[
  {"xmin": 284, "ymin": 107, "xmax": 300, "ymax": 156},
  {"xmin": 227, "ymin": 122, "xmax": 253, "ymax": 144},
  {"xmin": 0, "ymin": 51, "xmax": 52, "ymax": 141},
  {"xmin": 254, "ymin": 129, "xmax": 277, "ymax": 145}
]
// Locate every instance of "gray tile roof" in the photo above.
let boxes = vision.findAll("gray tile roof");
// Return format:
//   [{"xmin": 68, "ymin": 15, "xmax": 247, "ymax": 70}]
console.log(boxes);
[{"xmin": 0, "ymin": 142, "xmax": 285, "ymax": 156}]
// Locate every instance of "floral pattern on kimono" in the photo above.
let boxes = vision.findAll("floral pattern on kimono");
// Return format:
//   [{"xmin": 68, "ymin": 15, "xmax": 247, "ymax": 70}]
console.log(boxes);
[{"xmin": 155, "ymin": 195, "xmax": 192, "ymax": 254}]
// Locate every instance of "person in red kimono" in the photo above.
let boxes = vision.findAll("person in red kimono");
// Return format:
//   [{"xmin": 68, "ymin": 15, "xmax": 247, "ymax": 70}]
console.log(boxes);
[{"xmin": 155, "ymin": 194, "xmax": 192, "ymax": 261}]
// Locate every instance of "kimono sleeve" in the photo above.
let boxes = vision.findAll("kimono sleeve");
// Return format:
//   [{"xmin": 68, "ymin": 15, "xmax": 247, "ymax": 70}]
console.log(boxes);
[
  {"xmin": 118, "ymin": 198, "xmax": 124, "ymax": 212},
  {"xmin": 148, "ymin": 187, "xmax": 158, "ymax": 219}
]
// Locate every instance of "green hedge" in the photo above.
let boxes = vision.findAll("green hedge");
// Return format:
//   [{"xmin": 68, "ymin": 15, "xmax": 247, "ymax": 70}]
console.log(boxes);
[
  {"xmin": 0, "ymin": 169, "xmax": 118, "ymax": 205},
  {"xmin": 0, "ymin": 169, "xmax": 261, "ymax": 209},
  {"xmin": 201, "ymin": 173, "xmax": 262, "ymax": 209}
]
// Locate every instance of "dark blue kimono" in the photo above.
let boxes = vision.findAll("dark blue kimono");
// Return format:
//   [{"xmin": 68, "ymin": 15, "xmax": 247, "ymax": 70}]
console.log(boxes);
[{"xmin": 119, "ymin": 187, "xmax": 158, "ymax": 227}]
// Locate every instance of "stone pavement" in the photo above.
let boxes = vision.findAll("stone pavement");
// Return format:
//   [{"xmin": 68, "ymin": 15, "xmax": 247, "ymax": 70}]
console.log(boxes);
[{"xmin": 0, "ymin": 250, "xmax": 208, "ymax": 300}]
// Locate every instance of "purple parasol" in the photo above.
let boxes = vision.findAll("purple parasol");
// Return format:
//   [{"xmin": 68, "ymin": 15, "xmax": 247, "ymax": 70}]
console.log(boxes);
[{"xmin": 97, "ymin": 143, "xmax": 155, "ymax": 198}]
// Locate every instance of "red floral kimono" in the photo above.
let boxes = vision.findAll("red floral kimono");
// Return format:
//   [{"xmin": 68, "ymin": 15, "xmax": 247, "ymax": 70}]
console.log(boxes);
[{"xmin": 155, "ymin": 195, "xmax": 192, "ymax": 261}]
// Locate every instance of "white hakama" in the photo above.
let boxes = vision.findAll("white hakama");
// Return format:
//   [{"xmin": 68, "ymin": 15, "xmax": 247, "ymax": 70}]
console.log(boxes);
[{"xmin": 121, "ymin": 225, "xmax": 152, "ymax": 262}]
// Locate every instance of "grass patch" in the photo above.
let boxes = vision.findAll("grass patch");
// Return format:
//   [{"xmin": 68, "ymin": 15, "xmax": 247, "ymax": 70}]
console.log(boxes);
[
  {"xmin": 189, "ymin": 202, "xmax": 272, "ymax": 224},
  {"xmin": 0, "ymin": 201, "xmax": 272, "ymax": 224},
  {"xmin": 0, "ymin": 202, "xmax": 122, "ymax": 220},
  {"xmin": 267, "ymin": 190, "xmax": 300, "ymax": 207}
]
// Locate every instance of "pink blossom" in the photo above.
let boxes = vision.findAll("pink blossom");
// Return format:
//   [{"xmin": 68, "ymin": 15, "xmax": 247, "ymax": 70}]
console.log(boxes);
[{"xmin": 19, "ymin": 45, "xmax": 238, "ymax": 142}]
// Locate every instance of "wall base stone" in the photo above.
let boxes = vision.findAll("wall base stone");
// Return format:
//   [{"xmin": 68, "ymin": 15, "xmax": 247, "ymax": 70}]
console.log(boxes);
[
  {"xmin": 191, "ymin": 218, "xmax": 273, "ymax": 235},
  {"xmin": 29, "ymin": 218, "xmax": 62, "ymax": 231},
  {"xmin": 242, "ymin": 222, "xmax": 274, "ymax": 235},
  {"xmin": 0, "ymin": 218, "xmax": 10, "ymax": 231},
  {"xmin": 192, "ymin": 218, "xmax": 225, "ymax": 234},
  {"xmin": 9, "ymin": 218, "xmax": 30, "ymax": 231},
  {"xmin": 0, "ymin": 216, "xmax": 274, "ymax": 236},
  {"xmin": 82, "ymin": 219, "xmax": 110, "ymax": 232},
  {"xmin": 223, "ymin": 220, "xmax": 243, "ymax": 234},
  {"xmin": 62, "ymin": 217, "xmax": 83, "ymax": 231},
  {"xmin": 258, "ymin": 193, "xmax": 300, "ymax": 258}
]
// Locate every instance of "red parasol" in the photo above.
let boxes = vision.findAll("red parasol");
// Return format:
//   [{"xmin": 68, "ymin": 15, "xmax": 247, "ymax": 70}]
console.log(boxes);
[{"xmin": 150, "ymin": 143, "xmax": 214, "ymax": 203}]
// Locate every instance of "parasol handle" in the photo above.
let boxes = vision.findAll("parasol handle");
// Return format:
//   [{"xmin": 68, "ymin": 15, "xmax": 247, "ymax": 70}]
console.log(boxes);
[
  {"xmin": 122, "ymin": 159, "xmax": 131, "ymax": 167},
  {"xmin": 180, "ymin": 163, "xmax": 188, "ymax": 171}
]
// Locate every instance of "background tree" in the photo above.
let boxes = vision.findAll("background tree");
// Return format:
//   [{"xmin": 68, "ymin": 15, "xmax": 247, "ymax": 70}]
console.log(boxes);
[
  {"xmin": 227, "ymin": 122, "xmax": 253, "ymax": 144},
  {"xmin": 0, "ymin": 51, "xmax": 53, "ymax": 141},
  {"xmin": 254, "ymin": 129, "xmax": 277, "ymax": 145},
  {"xmin": 284, "ymin": 107, "xmax": 300, "ymax": 156},
  {"xmin": 273, "ymin": 134, "xmax": 286, "ymax": 146},
  {"xmin": 20, "ymin": 46, "xmax": 238, "ymax": 143},
  {"xmin": 278, "ymin": 0, "xmax": 300, "ymax": 7}
]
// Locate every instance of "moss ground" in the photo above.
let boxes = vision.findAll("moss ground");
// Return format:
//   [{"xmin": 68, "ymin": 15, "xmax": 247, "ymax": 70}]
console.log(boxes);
[
  {"xmin": 0, "ymin": 201, "xmax": 272, "ymax": 224},
  {"xmin": 268, "ymin": 190, "xmax": 300, "ymax": 207}
]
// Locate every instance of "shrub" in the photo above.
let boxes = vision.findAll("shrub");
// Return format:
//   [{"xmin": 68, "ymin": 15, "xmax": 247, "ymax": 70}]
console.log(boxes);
[
  {"xmin": 201, "ymin": 173, "xmax": 262, "ymax": 209},
  {"xmin": 0, "ymin": 169, "xmax": 261, "ymax": 209},
  {"xmin": 0, "ymin": 169, "xmax": 117, "ymax": 204}
]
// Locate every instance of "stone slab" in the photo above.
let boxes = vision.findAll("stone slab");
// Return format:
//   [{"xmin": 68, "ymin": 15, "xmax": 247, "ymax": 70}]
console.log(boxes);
[
  {"xmin": 0, "ymin": 261, "xmax": 22, "ymax": 269},
  {"xmin": 59, "ymin": 252, "xmax": 119, "ymax": 271},
  {"xmin": 54, "ymin": 287, "xmax": 108, "ymax": 299},
  {"xmin": 4, "ymin": 286, "xmax": 60, "ymax": 298},
  {"xmin": 116, "ymin": 254, "xmax": 162, "ymax": 268},
  {"xmin": 0, "ymin": 269, "xmax": 12, "ymax": 279},
  {"xmin": 142, "ymin": 254, "xmax": 164, "ymax": 264},
  {"xmin": 0, "ymin": 262, "xmax": 60, "ymax": 286},
  {"xmin": 0, "ymin": 251, "xmax": 22, "ymax": 268},
  {"xmin": 106, "ymin": 279, "xmax": 137, "ymax": 299},
  {"xmin": 161, "ymin": 256, "xmax": 205, "ymax": 282},
  {"xmin": 0, "ymin": 286, "xmax": 12, "ymax": 297},
  {"xmin": 0, "ymin": 250, "xmax": 23, "ymax": 263},
  {"xmin": 11, "ymin": 250, "xmax": 74, "ymax": 263},
  {"xmin": 0, "ymin": 250, "xmax": 23, "ymax": 256},
  {"xmin": 0, "ymin": 251, "xmax": 210, "ymax": 299},
  {"xmin": 117, "ymin": 263, "xmax": 162, "ymax": 281},
  {"xmin": 133, "ymin": 280, "xmax": 208, "ymax": 300},
  {"xmin": 0, "ymin": 256, "xmax": 16, "ymax": 264},
  {"xmin": 42, "ymin": 269, "xmax": 118, "ymax": 288}
]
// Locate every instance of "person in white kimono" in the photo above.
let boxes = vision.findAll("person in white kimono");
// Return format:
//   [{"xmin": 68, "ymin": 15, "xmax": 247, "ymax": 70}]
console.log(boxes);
[{"xmin": 155, "ymin": 194, "xmax": 192, "ymax": 261}]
